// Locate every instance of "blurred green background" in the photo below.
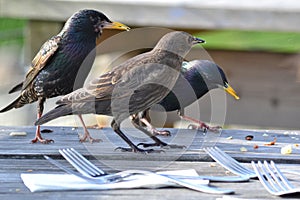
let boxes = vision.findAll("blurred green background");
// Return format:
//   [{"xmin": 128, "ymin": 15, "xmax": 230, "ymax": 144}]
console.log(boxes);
[{"xmin": 2, "ymin": 18, "xmax": 300, "ymax": 53}]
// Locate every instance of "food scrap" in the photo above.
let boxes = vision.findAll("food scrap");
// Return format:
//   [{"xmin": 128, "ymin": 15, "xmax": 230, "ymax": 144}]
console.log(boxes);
[
  {"xmin": 225, "ymin": 171, "xmax": 231, "ymax": 175},
  {"xmin": 209, "ymin": 163, "xmax": 217, "ymax": 167},
  {"xmin": 9, "ymin": 132, "xmax": 27, "ymax": 136},
  {"xmin": 264, "ymin": 137, "xmax": 277, "ymax": 146},
  {"xmin": 240, "ymin": 147, "xmax": 248, "ymax": 152},
  {"xmin": 41, "ymin": 129, "xmax": 53, "ymax": 133},
  {"xmin": 86, "ymin": 124, "xmax": 103, "ymax": 129},
  {"xmin": 283, "ymin": 131, "xmax": 289, "ymax": 135},
  {"xmin": 253, "ymin": 144, "xmax": 259, "ymax": 149},
  {"xmin": 281, "ymin": 145, "xmax": 292, "ymax": 155},
  {"xmin": 245, "ymin": 135, "xmax": 254, "ymax": 141}
]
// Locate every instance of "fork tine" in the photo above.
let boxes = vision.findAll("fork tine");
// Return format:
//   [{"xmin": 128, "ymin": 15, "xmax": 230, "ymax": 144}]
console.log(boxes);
[
  {"xmin": 59, "ymin": 148, "xmax": 102, "ymax": 177},
  {"xmin": 251, "ymin": 161, "xmax": 278, "ymax": 194},
  {"xmin": 68, "ymin": 148, "xmax": 106, "ymax": 175},
  {"xmin": 270, "ymin": 161, "xmax": 295, "ymax": 190},
  {"xmin": 205, "ymin": 147, "xmax": 254, "ymax": 177},
  {"xmin": 59, "ymin": 149, "xmax": 92, "ymax": 177},
  {"xmin": 214, "ymin": 147, "xmax": 254, "ymax": 174},
  {"xmin": 61, "ymin": 148, "xmax": 104, "ymax": 176},
  {"xmin": 260, "ymin": 161, "xmax": 284, "ymax": 192},
  {"xmin": 264, "ymin": 161, "xmax": 290, "ymax": 192},
  {"xmin": 66, "ymin": 149, "xmax": 101, "ymax": 176}
]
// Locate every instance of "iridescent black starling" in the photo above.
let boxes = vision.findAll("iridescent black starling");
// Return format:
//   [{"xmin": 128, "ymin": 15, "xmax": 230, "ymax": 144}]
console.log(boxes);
[
  {"xmin": 136, "ymin": 60, "xmax": 239, "ymax": 143},
  {"xmin": 0, "ymin": 9, "xmax": 129, "ymax": 144},
  {"xmin": 35, "ymin": 31, "xmax": 205, "ymax": 152}
]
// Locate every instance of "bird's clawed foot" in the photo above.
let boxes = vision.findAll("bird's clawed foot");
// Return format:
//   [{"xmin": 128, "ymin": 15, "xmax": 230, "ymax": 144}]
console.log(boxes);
[
  {"xmin": 187, "ymin": 123, "xmax": 222, "ymax": 133},
  {"xmin": 31, "ymin": 125, "xmax": 54, "ymax": 144},
  {"xmin": 31, "ymin": 137, "xmax": 54, "ymax": 144},
  {"xmin": 152, "ymin": 129, "xmax": 171, "ymax": 136},
  {"xmin": 137, "ymin": 142, "xmax": 186, "ymax": 149},
  {"xmin": 79, "ymin": 134, "xmax": 102, "ymax": 143},
  {"xmin": 114, "ymin": 146, "xmax": 164, "ymax": 154}
]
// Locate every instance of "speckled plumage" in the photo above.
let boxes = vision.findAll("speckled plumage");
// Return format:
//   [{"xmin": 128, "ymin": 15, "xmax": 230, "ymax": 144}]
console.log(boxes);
[
  {"xmin": 0, "ymin": 9, "xmax": 129, "ymax": 143},
  {"xmin": 36, "ymin": 31, "xmax": 205, "ymax": 152}
]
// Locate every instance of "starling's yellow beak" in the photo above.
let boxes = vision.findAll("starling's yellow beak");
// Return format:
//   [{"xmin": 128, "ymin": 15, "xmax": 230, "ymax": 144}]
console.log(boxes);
[
  {"xmin": 224, "ymin": 83, "xmax": 240, "ymax": 100},
  {"xmin": 103, "ymin": 21, "xmax": 130, "ymax": 31}
]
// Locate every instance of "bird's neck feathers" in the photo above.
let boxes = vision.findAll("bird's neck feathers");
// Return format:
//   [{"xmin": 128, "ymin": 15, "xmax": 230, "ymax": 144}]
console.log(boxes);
[
  {"xmin": 183, "ymin": 66, "xmax": 210, "ymax": 98},
  {"xmin": 153, "ymin": 40, "xmax": 191, "ymax": 59},
  {"xmin": 59, "ymin": 19, "xmax": 97, "ymax": 44}
]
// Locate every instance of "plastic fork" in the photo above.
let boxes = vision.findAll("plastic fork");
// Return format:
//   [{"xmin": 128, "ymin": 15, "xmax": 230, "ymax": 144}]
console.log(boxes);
[
  {"xmin": 204, "ymin": 147, "xmax": 257, "ymax": 178},
  {"xmin": 204, "ymin": 147, "xmax": 300, "ymax": 179},
  {"xmin": 251, "ymin": 160, "xmax": 300, "ymax": 196},
  {"xmin": 61, "ymin": 148, "xmax": 248, "ymax": 182},
  {"xmin": 58, "ymin": 148, "xmax": 235, "ymax": 194}
]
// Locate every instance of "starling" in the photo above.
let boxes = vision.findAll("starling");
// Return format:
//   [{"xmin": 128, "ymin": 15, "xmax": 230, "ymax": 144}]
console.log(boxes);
[
  {"xmin": 0, "ymin": 9, "xmax": 129, "ymax": 144},
  {"xmin": 35, "ymin": 31, "xmax": 205, "ymax": 152},
  {"xmin": 136, "ymin": 60, "xmax": 239, "ymax": 143}
]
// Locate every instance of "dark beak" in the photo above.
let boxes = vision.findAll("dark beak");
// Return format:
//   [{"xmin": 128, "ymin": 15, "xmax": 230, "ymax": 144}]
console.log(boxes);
[{"xmin": 193, "ymin": 37, "xmax": 206, "ymax": 45}]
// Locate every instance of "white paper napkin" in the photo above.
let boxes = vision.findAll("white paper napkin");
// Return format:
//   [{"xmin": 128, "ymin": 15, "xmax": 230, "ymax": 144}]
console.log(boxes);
[{"xmin": 21, "ymin": 169, "xmax": 208, "ymax": 192}]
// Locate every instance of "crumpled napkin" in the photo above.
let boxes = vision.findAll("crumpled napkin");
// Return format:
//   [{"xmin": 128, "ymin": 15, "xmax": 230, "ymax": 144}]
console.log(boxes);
[{"xmin": 21, "ymin": 169, "xmax": 207, "ymax": 192}]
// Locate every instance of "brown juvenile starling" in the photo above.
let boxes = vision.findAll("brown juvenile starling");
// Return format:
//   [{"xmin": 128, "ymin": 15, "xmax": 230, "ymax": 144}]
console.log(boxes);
[{"xmin": 35, "ymin": 31, "xmax": 205, "ymax": 152}]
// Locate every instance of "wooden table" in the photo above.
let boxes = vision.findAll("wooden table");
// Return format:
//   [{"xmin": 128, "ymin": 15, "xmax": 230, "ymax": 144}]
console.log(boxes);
[{"xmin": 1, "ymin": 126, "xmax": 300, "ymax": 199}]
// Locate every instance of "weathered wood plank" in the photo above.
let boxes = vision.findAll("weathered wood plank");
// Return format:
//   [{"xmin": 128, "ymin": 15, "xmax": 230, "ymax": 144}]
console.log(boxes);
[
  {"xmin": 1, "ymin": 158, "xmax": 300, "ymax": 200},
  {"xmin": 1, "ymin": 126, "xmax": 300, "ymax": 164},
  {"xmin": 1, "ymin": 126, "xmax": 300, "ymax": 199}
]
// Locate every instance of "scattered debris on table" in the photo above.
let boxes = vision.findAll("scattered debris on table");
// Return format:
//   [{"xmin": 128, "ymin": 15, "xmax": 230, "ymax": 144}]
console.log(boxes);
[
  {"xmin": 9, "ymin": 132, "xmax": 27, "ymax": 136},
  {"xmin": 264, "ymin": 137, "xmax": 277, "ymax": 146}
]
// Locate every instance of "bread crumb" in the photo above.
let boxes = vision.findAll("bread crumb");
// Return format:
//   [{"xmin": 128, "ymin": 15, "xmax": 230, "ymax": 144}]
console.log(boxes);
[
  {"xmin": 209, "ymin": 163, "xmax": 216, "ymax": 167},
  {"xmin": 264, "ymin": 138, "xmax": 277, "ymax": 146},
  {"xmin": 240, "ymin": 147, "xmax": 248, "ymax": 152},
  {"xmin": 281, "ymin": 145, "xmax": 292, "ymax": 155},
  {"xmin": 9, "ymin": 132, "xmax": 27, "ymax": 136}
]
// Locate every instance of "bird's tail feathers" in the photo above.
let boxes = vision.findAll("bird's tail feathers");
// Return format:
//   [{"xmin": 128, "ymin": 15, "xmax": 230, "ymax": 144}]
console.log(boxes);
[
  {"xmin": 8, "ymin": 82, "xmax": 23, "ymax": 94},
  {"xmin": 35, "ymin": 104, "xmax": 73, "ymax": 125},
  {"xmin": 0, "ymin": 96, "xmax": 22, "ymax": 113}
]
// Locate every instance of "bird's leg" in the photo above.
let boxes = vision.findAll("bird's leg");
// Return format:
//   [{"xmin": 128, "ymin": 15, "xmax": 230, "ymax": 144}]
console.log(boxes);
[
  {"xmin": 77, "ymin": 114, "xmax": 102, "ymax": 143},
  {"xmin": 136, "ymin": 110, "xmax": 171, "ymax": 136},
  {"xmin": 178, "ymin": 110, "xmax": 221, "ymax": 133},
  {"xmin": 142, "ymin": 117, "xmax": 171, "ymax": 136},
  {"xmin": 132, "ymin": 112, "xmax": 185, "ymax": 149},
  {"xmin": 111, "ymin": 119, "xmax": 162, "ymax": 154},
  {"xmin": 31, "ymin": 98, "xmax": 54, "ymax": 144}
]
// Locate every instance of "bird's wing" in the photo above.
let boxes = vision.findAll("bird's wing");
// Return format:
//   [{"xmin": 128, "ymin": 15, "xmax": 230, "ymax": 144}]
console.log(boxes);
[
  {"xmin": 89, "ymin": 53, "xmax": 157, "ymax": 100},
  {"xmin": 57, "ymin": 68, "xmax": 128, "ymax": 104},
  {"xmin": 22, "ymin": 36, "xmax": 61, "ymax": 90},
  {"xmin": 58, "ymin": 52, "xmax": 155, "ymax": 104},
  {"xmin": 56, "ymin": 69, "xmax": 121, "ymax": 104},
  {"xmin": 56, "ymin": 87, "xmax": 94, "ymax": 104}
]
